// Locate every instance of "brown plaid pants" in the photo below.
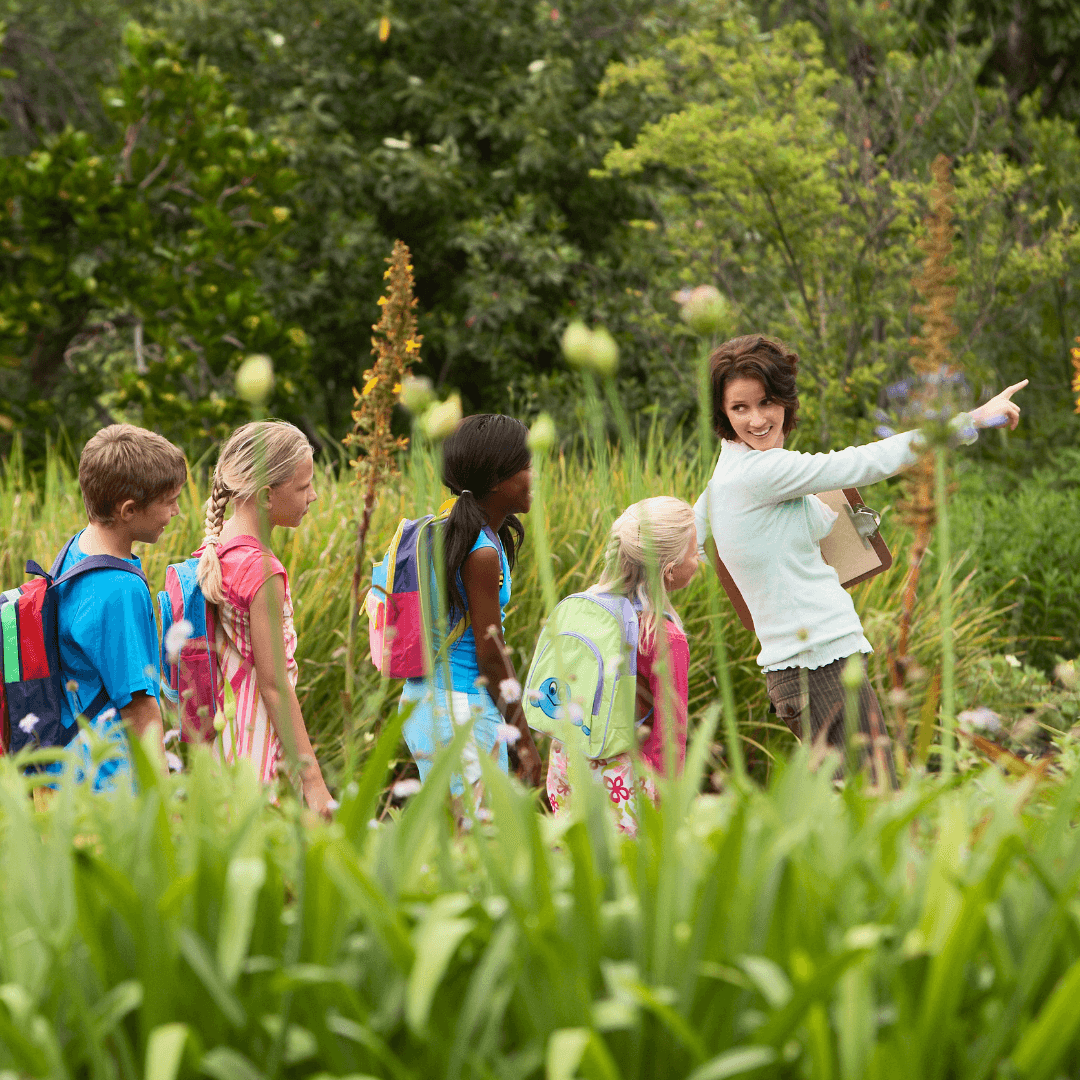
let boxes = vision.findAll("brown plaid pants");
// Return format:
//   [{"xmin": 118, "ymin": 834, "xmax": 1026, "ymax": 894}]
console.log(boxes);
[{"xmin": 765, "ymin": 656, "xmax": 897, "ymax": 788}]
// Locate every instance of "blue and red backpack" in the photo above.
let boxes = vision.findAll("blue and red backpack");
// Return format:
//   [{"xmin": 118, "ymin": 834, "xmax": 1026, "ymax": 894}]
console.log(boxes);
[{"xmin": 0, "ymin": 535, "xmax": 148, "ymax": 755}]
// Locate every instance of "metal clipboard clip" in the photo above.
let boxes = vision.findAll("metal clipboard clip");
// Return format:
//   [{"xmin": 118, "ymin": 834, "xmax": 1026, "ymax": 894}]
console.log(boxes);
[{"xmin": 844, "ymin": 502, "xmax": 881, "ymax": 549}]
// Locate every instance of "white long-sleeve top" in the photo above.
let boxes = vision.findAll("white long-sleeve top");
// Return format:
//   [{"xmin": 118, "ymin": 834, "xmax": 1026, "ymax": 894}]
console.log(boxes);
[{"xmin": 693, "ymin": 431, "xmax": 923, "ymax": 671}]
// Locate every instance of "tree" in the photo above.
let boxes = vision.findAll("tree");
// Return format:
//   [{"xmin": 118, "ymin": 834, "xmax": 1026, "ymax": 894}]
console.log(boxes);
[
  {"xmin": 598, "ymin": 5, "xmax": 1080, "ymax": 449},
  {"xmin": 0, "ymin": 23, "xmax": 309, "ymax": 456}
]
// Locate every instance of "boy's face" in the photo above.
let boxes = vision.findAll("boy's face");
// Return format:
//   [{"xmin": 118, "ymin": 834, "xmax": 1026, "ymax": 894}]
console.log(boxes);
[{"xmin": 121, "ymin": 486, "xmax": 183, "ymax": 545}]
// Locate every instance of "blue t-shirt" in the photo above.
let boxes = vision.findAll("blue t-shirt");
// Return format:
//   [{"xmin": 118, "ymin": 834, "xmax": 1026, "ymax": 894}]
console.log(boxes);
[
  {"xmin": 430, "ymin": 527, "xmax": 512, "ymax": 692},
  {"xmin": 55, "ymin": 530, "xmax": 159, "ymax": 787}
]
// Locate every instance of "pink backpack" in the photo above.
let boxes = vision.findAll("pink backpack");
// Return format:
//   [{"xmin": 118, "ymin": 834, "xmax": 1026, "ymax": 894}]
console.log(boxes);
[{"xmin": 157, "ymin": 537, "xmax": 256, "ymax": 742}]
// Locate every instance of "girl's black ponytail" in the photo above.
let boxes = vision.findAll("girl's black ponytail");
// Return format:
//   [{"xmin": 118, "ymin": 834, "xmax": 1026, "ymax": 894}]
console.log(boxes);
[
  {"xmin": 441, "ymin": 415, "xmax": 530, "ymax": 618},
  {"xmin": 443, "ymin": 490, "xmax": 489, "ymax": 618}
]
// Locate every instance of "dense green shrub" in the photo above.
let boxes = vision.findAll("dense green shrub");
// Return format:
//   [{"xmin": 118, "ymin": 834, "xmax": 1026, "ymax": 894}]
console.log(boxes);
[{"xmin": 943, "ymin": 446, "xmax": 1080, "ymax": 671}]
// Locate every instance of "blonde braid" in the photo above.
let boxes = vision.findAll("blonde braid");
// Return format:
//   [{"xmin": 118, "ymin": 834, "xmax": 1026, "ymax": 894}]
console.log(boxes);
[{"xmin": 196, "ymin": 474, "xmax": 233, "ymax": 605}]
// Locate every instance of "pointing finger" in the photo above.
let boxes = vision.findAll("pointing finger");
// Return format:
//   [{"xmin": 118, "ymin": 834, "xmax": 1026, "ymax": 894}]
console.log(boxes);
[{"xmin": 1002, "ymin": 379, "xmax": 1029, "ymax": 399}]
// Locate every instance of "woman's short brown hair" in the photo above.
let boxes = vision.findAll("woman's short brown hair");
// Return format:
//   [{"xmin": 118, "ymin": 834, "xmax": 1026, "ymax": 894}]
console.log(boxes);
[
  {"xmin": 709, "ymin": 335, "xmax": 800, "ymax": 442},
  {"xmin": 79, "ymin": 424, "xmax": 188, "ymax": 523}
]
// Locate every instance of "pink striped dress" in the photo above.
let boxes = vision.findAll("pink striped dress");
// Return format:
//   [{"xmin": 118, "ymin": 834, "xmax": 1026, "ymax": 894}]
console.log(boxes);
[{"xmin": 201, "ymin": 538, "xmax": 297, "ymax": 783}]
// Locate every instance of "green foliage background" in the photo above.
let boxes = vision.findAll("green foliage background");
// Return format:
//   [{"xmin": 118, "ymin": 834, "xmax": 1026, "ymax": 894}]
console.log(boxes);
[{"xmin": 1, "ymin": 0, "xmax": 1078, "ymax": 461}]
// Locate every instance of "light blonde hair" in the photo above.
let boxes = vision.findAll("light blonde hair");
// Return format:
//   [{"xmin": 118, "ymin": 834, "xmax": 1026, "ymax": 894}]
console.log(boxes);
[
  {"xmin": 196, "ymin": 420, "xmax": 312, "ymax": 603},
  {"xmin": 590, "ymin": 496, "xmax": 696, "ymax": 646},
  {"xmin": 78, "ymin": 424, "xmax": 187, "ymax": 524}
]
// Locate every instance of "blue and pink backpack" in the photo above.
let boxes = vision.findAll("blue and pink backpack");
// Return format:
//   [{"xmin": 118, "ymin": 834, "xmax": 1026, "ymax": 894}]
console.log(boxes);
[
  {"xmin": 157, "ymin": 536, "xmax": 258, "ymax": 743},
  {"xmin": 366, "ymin": 510, "xmax": 470, "ymax": 678},
  {"xmin": 0, "ymin": 535, "xmax": 148, "ymax": 755}
]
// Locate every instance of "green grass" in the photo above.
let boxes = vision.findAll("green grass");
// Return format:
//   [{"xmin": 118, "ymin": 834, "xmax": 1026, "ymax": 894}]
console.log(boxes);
[{"xmin": 5, "ymin": 708, "xmax": 1080, "ymax": 1077}]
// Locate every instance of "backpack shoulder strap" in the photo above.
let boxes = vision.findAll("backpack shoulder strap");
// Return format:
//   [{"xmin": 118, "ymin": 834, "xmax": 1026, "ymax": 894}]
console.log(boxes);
[
  {"xmin": 25, "ymin": 534, "xmax": 79, "ymax": 582},
  {"xmin": 53, "ymin": 554, "xmax": 148, "ymax": 589}
]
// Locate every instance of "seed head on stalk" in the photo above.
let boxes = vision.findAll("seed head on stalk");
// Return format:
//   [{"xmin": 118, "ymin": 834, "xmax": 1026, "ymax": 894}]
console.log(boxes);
[
  {"xmin": 889, "ymin": 154, "xmax": 963, "ymax": 764},
  {"xmin": 342, "ymin": 239, "xmax": 420, "ymax": 706}
]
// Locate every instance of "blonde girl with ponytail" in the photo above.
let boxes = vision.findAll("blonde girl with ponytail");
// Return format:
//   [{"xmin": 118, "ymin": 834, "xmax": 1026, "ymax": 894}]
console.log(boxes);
[
  {"xmin": 195, "ymin": 420, "xmax": 334, "ymax": 817},
  {"xmin": 546, "ymin": 496, "xmax": 699, "ymax": 836}
]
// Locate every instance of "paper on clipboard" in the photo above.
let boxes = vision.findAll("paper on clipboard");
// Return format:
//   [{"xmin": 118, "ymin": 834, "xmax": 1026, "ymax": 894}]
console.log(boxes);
[{"xmin": 705, "ymin": 487, "xmax": 892, "ymax": 636}]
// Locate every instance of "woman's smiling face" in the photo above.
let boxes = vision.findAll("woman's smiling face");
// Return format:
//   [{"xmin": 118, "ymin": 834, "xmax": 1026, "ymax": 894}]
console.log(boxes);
[{"xmin": 722, "ymin": 376, "xmax": 787, "ymax": 451}]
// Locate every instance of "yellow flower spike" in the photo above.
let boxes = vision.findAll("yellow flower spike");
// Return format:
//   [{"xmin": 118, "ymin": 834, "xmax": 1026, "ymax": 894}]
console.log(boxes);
[{"xmin": 362, "ymin": 375, "xmax": 380, "ymax": 396}]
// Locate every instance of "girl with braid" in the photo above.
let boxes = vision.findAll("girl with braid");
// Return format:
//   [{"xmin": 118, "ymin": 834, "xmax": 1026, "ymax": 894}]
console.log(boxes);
[{"xmin": 195, "ymin": 420, "xmax": 334, "ymax": 816}]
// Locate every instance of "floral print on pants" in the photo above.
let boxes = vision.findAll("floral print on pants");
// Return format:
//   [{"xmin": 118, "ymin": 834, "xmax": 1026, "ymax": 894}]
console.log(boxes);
[{"xmin": 546, "ymin": 740, "xmax": 657, "ymax": 838}]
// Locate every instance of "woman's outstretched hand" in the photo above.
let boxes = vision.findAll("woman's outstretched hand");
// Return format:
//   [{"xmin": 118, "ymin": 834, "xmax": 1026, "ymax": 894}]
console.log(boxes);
[{"xmin": 970, "ymin": 379, "xmax": 1028, "ymax": 431}]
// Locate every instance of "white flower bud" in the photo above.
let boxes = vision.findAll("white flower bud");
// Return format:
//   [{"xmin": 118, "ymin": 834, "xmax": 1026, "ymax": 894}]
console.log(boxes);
[
  {"xmin": 528, "ymin": 413, "xmax": 556, "ymax": 453},
  {"xmin": 164, "ymin": 619, "xmax": 194, "ymax": 664},
  {"xmin": 560, "ymin": 320, "xmax": 593, "ymax": 366},
  {"xmin": 678, "ymin": 285, "xmax": 727, "ymax": 336},
  {"xmin": 421, "ymin": 393, "xmax": 463, "ymax": 441},
  {"xmin": 400, "ymin": 375, "xmax": 435, "ymax": 414},
  {"xmin": 235, "ymin": 354, "xmax": 274, "ymax": 404}
]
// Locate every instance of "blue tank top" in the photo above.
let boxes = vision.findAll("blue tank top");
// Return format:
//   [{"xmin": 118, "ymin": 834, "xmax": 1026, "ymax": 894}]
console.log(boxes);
[{"xmin": 428, "ymin": 526, "xmax": 512, "ymax": 692}]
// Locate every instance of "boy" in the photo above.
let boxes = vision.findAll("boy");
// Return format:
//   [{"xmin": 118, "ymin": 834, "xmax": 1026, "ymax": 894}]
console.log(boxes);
[{"xmin": 57, "ymin": 424, "xmax": 187, "ymax": 788}]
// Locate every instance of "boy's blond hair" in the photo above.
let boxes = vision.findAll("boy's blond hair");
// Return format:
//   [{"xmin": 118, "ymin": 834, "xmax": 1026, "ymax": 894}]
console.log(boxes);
[
  {"xmin": 590, "ymin": 496, "xmax": 695, "ymax": 646},
  {"xmin": 197, "ymin": 420, "xmax": 313, "ymax": 604},
  {"xmin": 79, "ymin": 424, "xmax": 188, "ymax": 524}
]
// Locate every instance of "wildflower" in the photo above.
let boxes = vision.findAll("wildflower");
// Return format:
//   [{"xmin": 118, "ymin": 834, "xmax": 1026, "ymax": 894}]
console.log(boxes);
[
  {"xmin": 495, "ymin": 723, "xmax": 521, "ymax": 745},
  {"xmin": 399, "ymin": 375, "xmax": 435, "ymax": 414},
  {"xmin": 164, "ymin": 618, "xmax": 194, "ymax": 664},
  {"xmin": 378, "ymin": 16, "xmax": 390, "ymax": 41},
  {"xmin": 271, "ymin": 206, "xmax": 290, "ymax": 223},
  {"xmin": 561, "ymin": 321, "xmax": 593, "ymax": 366},
  {"xmin": 528, "ymin": 59, "xmax": 546, "ymax": 74},
  {"xmin": 421, "ymin": 394, "xmax": 463, "ymax": 441},
  {"xmin": 677, "ymin": 284, "xmax": 726, "ymax": 336},
  {"xmin": 1055, "ymin": 661, "xmax": 1078, "ymax": 691},
  {"xmin": 842, "ymin": 655, "xmax": 864, "ymax": 690},
  {"xmin": 528, "ymin": 413, "xmax": 556, "ymax": 453},
  {"xmin": 361, "ymin": 375, "xmax": 380, "ymax": 397},
  {"xmin": 166, "ymin": 751, "xmax": 183, "ymax": 772},
  {"xmin": 212, "ymin": 710, "xmax": 227, "ymax": 733},
  {"xmin": 18, "ymin": 713, "xmax": 39, "ymax": 734},
  {"xmin": 235, "ymin": 354, "xmax": 274, "ymax": 404},
  {"xmin": 958, "ymin": 707, "xmax": 1001, "ymax": 734},
  {"xmin": 498, "ymin": 678, "xmax": 522, "ymax": 704},
  {"xmin": 392, "ymin": 778, "xmax": 422, "ymax": 799},
  {"xmin": 404, "ymin": 338, "xmax": 421, "ymax": 353},
  {"xmin": 1005, "ymin": 654, "xmax": 1021, "ymax": 669}
]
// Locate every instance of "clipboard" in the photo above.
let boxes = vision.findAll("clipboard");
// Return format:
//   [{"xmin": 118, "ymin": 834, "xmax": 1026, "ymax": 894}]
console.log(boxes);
[{"xmin": 705, "ymin": 487, "xmax": 892, "ymax": 635}]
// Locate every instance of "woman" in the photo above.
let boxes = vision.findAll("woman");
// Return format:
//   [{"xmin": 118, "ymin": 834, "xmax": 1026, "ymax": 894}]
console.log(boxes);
[{"xmin": 694, "ymin": 334, "xmax": 1025, "ymax": 782}]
